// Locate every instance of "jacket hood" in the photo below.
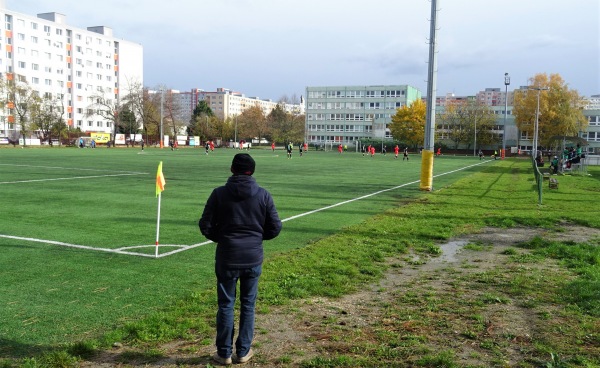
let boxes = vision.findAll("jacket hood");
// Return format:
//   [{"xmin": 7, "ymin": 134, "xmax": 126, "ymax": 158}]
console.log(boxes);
[{"xmin": 225, "ymin": 175, "xmax": 260, "ymax": 200}]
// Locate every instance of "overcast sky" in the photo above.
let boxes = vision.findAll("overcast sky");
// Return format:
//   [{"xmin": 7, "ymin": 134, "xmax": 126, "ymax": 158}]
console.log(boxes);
[{"xmin": 9, "ymin": 0, "xmax": 600, "ymax": 101}]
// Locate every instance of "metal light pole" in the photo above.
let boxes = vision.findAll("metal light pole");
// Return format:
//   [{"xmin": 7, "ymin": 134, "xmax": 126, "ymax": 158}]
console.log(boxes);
[
  {"xmin": 503, "ymin": 73, "xmax": 510, "ymax": 158},
  {"xmin": 160, "ymin": 88, "xmax": 164, "ymax": 148},
  {"xmin": 234, "ymin": 116, "xmax": 237, "ymax": 147},
  {"xmin": 473, "ymin": 114, "xmax": 477, "ymax": 157},
  {"xmin": 529, "ymin": 86, "xmax": 549, "ymax": 159}
]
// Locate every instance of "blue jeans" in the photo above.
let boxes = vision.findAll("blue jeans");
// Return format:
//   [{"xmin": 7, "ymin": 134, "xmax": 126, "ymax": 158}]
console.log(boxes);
[{"xmin": 215, "ymin": 264, "xmax": 262, "ymax": 358}]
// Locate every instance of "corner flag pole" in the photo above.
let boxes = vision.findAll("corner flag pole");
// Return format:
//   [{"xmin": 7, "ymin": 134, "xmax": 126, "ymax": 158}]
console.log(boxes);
[{"xmin": 155, "ymin": 161, "xmax": 166, "ymax": 258}]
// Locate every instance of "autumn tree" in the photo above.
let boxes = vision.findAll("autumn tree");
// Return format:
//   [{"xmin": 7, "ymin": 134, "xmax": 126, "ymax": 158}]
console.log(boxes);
[
  {"xmin": 513, "ymin": 73, "xmax": 587, "ymax": 149},
  {"xmin": 389, "ymin": 99, "xmax": 426, "ymax": 148},
  {"xmin": 238, "ymin": 104, "xmax": 268, "ymax": 145},
  {"xmin": 437, "ymin": 100, "xmax": 498, "ymax": 150},
  {"xmin": 268, "ymin": 103, "xmax": 304, "ymax": 144}
]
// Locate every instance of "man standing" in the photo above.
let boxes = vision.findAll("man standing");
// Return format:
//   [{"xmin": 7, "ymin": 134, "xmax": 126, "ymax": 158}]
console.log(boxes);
[{"xmin": 199, "ymin": 153, "xmax": 282, "ymax": 365}]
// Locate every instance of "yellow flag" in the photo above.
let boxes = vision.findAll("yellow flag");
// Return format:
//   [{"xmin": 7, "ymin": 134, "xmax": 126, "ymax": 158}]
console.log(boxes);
[{"xmin": 156, "ymin": 161, "xmax": 165, "ymax": 197}]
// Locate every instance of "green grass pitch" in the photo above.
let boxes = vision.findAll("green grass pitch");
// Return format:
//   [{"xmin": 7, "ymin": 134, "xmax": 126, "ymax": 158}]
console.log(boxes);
[{"xmin": 0, "ymin": 146, "xmax": 492, "ymax": 354}]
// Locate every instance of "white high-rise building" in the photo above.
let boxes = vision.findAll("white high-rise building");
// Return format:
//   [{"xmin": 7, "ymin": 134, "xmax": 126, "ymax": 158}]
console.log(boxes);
[{"xmin": 0, "ymin": 2, "xmax": 143, "ymax": 137}]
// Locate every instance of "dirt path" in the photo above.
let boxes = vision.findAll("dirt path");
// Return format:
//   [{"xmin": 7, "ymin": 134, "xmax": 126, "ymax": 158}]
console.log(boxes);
[{"xmin": 83, "ymin": 225, "xmax": 600, "ymax": 367}]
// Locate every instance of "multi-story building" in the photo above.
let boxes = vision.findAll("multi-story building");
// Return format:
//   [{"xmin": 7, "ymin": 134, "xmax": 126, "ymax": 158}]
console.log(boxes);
[
  {"xmin": 305, "ymin": 85, "xmax": 422, "ymax": 147},
  {"xmin": 0, "ymin": 2, "xmax": 143, "ymax": 138},
  {"xmin": 197, "ymin": 88, "xmax": 304, "ymax": 120},
  {"xmin": 582, "ymin": 95, "xmax": 600, "ymax": 154},
  {"xmin": 475, "ymin": 88, "xmax": 514, "ymax": 107}
]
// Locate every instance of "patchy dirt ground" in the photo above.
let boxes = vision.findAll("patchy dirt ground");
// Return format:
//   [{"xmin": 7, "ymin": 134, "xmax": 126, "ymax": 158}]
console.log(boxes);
[{"xmin": 82, "ymin": 224, "xmax": 600, "ymax": 367}]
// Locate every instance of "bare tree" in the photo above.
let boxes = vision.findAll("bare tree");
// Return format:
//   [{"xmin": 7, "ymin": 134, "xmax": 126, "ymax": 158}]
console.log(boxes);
[
  {"xmin": 31, "ymin": 93, "xmax": 66, "ymax": 145},
  {"xmin": 86, "ymin": 92, "xmax": 122, "ymax": 146},
  {"xmin": 4, "ymin": 75, "xmax": 41, "ymax": 146}
]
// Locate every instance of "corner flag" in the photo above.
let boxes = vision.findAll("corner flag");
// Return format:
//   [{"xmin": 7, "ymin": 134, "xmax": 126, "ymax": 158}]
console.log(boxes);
[{"xmin": 156, "ymin": 161, "xmax": 165, "ymax": 197}]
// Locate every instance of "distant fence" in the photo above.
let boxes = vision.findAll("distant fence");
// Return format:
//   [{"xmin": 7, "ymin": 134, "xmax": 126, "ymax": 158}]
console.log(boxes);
[{"xmin": 585, "ymin": 155, "xmax": 600, "ymax": 166}]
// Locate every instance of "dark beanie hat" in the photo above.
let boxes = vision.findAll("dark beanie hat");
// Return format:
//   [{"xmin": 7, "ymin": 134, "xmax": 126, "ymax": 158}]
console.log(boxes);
[{"xmin": 231, "ymin": 153, "xmax": 255, "ymax": 175}]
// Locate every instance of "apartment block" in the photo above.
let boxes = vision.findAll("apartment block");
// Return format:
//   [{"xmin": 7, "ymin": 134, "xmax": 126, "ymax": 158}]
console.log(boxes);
[
  {"xmin": 305, "ymin": 85, "xmax": 422, "ymax": 146},
  {"xmin": 0, "ymin": 2, "xmax": 143, "ymax": 137},
  {"xmin": 197, "ymin": 88, "xmax": 304, "ymax": 121}
]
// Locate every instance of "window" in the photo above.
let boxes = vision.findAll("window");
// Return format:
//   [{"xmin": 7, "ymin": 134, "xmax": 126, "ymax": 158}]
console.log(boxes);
[
  {"xmin": 45, "ymin": 79, "xmax": 52, "ymax": 86},
  {"xmin": 17, "ymin": 33, "xmax": 25, "ymax": 41},
  {"xmin": 17, "ymin": 61, "xmax": 25, "ymax": 68},
  {"xmin": 31, "ymin": 22, "xmax": 38, "ymax": 30},
  {"xmin": 31, "ymin": 63, "xmax": 38, "ymax": 70},
  {"xmin": 88, "ymin": 121, "xmax": 93, "ymax": 127},
  {"xmin": 44, "ymin": 25, "xmax": 51, "ymax": 33},
  {"xmin": 45, "ymin": 66, "xmax": 52, "ymax": 73},
  {"xmin": 32, "ymin": 77, "xmax": 39, "ymax": 84},
  {"xmin": 30, "ymin": 36, "xmax": 38, "ymax": 43},
  {"xmin": 56, "ymin": 29, "xmax": 62, "ymax": 36}
]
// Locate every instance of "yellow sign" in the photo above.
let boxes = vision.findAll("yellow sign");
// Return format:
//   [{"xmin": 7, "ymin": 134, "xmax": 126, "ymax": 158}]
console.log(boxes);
[{"xmin": 90, "ymin": 133, "xmax": 111, "ymax": 143}]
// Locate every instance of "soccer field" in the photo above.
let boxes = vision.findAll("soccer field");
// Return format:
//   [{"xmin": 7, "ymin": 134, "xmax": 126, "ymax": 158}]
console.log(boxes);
[{"xmin": 0, "ymin": 146, "xmax": 493, "ymax": 354}]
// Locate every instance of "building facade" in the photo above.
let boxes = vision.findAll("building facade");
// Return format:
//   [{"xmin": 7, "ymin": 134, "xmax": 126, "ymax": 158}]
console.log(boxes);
[
  {"xmin": 197, "ymin": 88, "xmax": 304, "ymax": 121},
  {"xmin": 0, "ymin": 3, "xmax": 143, "ymax": 138},
  {"xmin": 305, "ymin": 85, "xmax": 422, "ymax": 146}
]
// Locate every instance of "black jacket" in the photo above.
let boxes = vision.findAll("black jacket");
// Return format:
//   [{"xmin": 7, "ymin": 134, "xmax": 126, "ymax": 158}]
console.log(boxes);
[{"xmin": 199, "ymin": 174, "xmax": 282, "ymax": 268}]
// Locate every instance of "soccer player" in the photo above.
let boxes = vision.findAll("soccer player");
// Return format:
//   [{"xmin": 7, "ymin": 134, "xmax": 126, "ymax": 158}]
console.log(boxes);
[{"xmin": 394, "ymin": 145, "xmax": 399, "ymax": 159}]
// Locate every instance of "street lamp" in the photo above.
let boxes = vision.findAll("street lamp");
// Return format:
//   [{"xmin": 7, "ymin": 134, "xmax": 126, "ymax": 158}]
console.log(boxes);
[
  {"xmin": 473, "ymin": 113, "xmax": 477, "ymax": 157},
  {"xmin": 160, "ymin": 88, "xmax": 164, "ymax": 148},
  {"xmin": 503, "ymin": 73, "xmax": 510, "ymax": 158},
  {"xmin": 529, "ymin": 86, "xmax": 549, "ymax": 159}
]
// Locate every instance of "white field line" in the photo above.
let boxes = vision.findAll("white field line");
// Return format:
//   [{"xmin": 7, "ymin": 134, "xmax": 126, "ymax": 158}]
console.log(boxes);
[
  {"xmin": 0, "ymin": 163, "xmax": 146, "ymax": 174},
  {"xmin": 0, "ymin": 173, "xmax": 147, "ymax": 184},
  {"xmin": 0, "ymin": 164, "xmax": 148, "ymax": 184},
  {"xmin": 0, "ymin": 160, "xmax": 489, "ymax": 258}
]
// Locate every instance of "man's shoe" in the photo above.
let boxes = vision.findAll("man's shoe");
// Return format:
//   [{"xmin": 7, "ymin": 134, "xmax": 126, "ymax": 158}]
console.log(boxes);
[
  {"xmin": 236, "ymin": 348, "xmax": 254, "ymax": 364},
  {"xmin": 212, "ymin": 352, "xmax": 232, "ymax": 365}
]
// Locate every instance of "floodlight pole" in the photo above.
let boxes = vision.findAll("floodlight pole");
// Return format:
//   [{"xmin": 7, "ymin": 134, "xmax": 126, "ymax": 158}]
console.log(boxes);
[
  {"xmin": 503, "ymin": 73, "xmax": 510, "ymax": 158},
  {"xmin": 529, "ymin": 86, "xmax": 549, "ymax": 159},
  {"xmin": 160, "ymin": 88, "xmax": 164, "ymax": 148},
  {"xmin": 473, "ymin": 114, "xmax": 477, "ymax": 157}
]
